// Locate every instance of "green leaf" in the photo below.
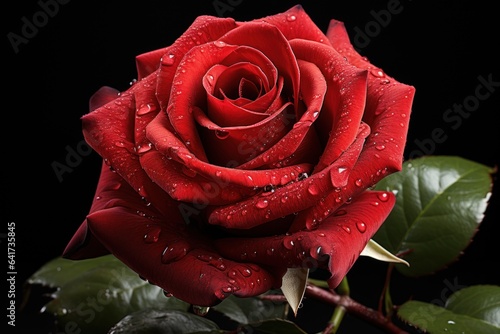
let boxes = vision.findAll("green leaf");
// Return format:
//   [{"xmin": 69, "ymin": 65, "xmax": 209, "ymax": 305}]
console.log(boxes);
[
  {"xmin": 108, "ymin": 309, "xmax": 220, "ymax": 333},
  {"xmin": 397, "ymin": 285, "xmax": 500, "ymax": 333},
  {"xmin": 26, "ymin": 255, "xmax": 190, "ymax": 334},
  {"xmin": 373, "ymin": 155, "xmax": 494, "ymax": 277},
  {"xmin": 212, "ymin": 291, "xmax": 287, "ymax": 324}
]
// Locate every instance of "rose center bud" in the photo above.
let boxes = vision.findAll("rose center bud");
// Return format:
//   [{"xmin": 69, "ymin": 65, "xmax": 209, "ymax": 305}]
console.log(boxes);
[
  {"xmin": 213, "ymin": 63, "xmax": 264, "ymax": 102},
  {"xmin": 196, "ymin": 50, "xmax": 295, "ymax": 167}
]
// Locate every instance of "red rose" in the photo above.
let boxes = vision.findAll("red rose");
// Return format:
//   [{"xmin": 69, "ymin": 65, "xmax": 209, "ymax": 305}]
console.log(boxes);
[{"xmin": 63, "ymin": 5, "xmax": 415, "ymax": 307}]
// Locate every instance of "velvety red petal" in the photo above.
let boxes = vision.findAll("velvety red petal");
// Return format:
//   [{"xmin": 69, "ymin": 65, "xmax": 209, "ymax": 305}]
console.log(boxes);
[
  {"xmin": 289, "ymin": 39, "xmax": 369, "ymax": 173},
  {"xmin": 326, "ymin": 19, "xmax": 416, "ymax": 171},
  {"xmin": 147, "ymin": 110, "xmax": 312, "ymax": 190},
  {"xmin": 135, "ymin": 47, "xmax": 169, "ymax": 80},
  {"xmin": 160, "ymin": 43, "xmax": 240, "ymax": 162},
  {"xmin": 257, "ymin": 5, "xmax": 331, "ymax": 47},
  {"xmin": 215, "ymin": 190, "xmax": 396, "ymax": 289},
  {"xmin": 220, "ymin": 22, "xmax": 300, "ymax": 111},
  {"xmin": 148, "ymin": 15, "xmax": 236, "ymax": 90},
  {"xmin": 193, "ymin": 102, "xmax": 294, "ymax": 166},
  {"xmin": 288, "ymin": 20, "xmax": 415, "ymax": 226},
  {"xmin": 85, "ymin": 204, "xmax": 275, "ymax": 306},
  {"xmin": 208, "ymin": 123, "xmax": 370, "ymax": 230},
  {"xmin": 239, "ymin": 59, "xmax": 325, "ymax": 170},
  {"xmin": 82, "ymin": 78, "xmax": 175, "ymax": 217},
  {"xmin": 89, "ymin": 86, "xmax": 120, "ymax": 112},
  {"xmin": 140, "ymin": 149, "xmax": 254, "ymax": 206}
]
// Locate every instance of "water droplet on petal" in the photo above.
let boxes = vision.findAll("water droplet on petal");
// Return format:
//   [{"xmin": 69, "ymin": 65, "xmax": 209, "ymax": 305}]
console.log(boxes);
[
  {"xmin": 256, "ymin": 199, "xmax": 269, "ymax": 209},
  {"xmin": 143, "ymin": 225, "xmax": 161, "ymax": 244},
  {"xmin": 370, "ymin": 68, "xmax": 385, "ymax": 78},
  {"xmin": 375, "ymin": 145, "xmax": 386, "ymax": 151},
  {"xmin": 215, "ymin": 129, "xmax": 229, "ymax": 139},
  {"xmin": 355, "ymin": 178, "xmax": 363, "ymax": 187},
  {"xmin": 356, "ymin": 221, "xmax": 367, "ymax": 233},
  {"xmin": 136, "ymin": 142, "xmax": 153, "ymax": 154},
  {"xmin": 238, "ymin": 267, "xmax": 252, "ymax": 277},
  {"xmin": 342, "ymin": 226, "xmax": 351, "ymax": 233},
  {"xmin": 137, "ymin": 103, "xmax": 156, "ymax": 115},
  {"xmin": 283, "ymin": 236, "xmax": 295, "ymax": 250},
  {"xmin": 213, "ymin": 40, "xmax": 226, "ymax": 48},
  {"xmin": 377, "ymin": 192, "xmax": 389, "ymax": 202},
  {"xmin": 161, "ymin": 240, "xmax": 189, "ymax": 264},
  {"xmin": 286, "ymin": 14, "xmax": 297, "ymax": 22},
  {"xmin": 307, "ymin": 184, "xmax": 320, "ymax": 196},
  {"xmin": 162, "ymin": 54, "xmax": 175, "ymax": 66}
]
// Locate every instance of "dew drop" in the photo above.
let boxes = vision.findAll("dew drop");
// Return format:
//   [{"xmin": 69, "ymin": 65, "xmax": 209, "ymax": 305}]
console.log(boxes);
[
  {"xmin": 215, "ymin": 129, "xmax": 229, "ymax": 139},
  {"xmin": 342, "ymin": 226, "xmax": 351, "ymax": 233},
  {"xmin": 161, "ymin": 241, "xmax": 189, "ymax": 264},
  {"xmin": 355, "ymin": 178, "xmax": 363, "ymax": 187},
  {"xmin": 307, "ymin": 184, "xmax": 320, "ymax": 196},
  {"xmin": 377, "ymin": 192, "xmax": 390, "ymax": 202},
  {"xmin": 356, "ymin": 221, "xmax": 367, "ymax": 233},
  {"xmin": 283, "ymin": 236, "xmax": 295, "ymax": 250},
  {"xmin": 136, "ymin": 142, "xmax": 153, "ymax": 154},
  {"xmin": 213, "ymin": 40, "xmax": 226, "ymax": 48},
  {"xmin": 370, "ymin": 69, "xmax": 385, "ymax": 77},
  {"xmin": 143, "ymin": 225, "xmax": 161, "ymax": 244},
  {"xmin": 286, "ymin": 14, "xmax": 297, "ymax": 22},
  {"xmin": 209, "ymin": 258, "xmax": 226, "ymax": 271},
  {"xmin": 162, "ymin": 54, "xmax": 175, "ymax": 66},
  {"xmin": 137, "ymin": 103, "xmax": 156, "ymax": 115},
  {"xmin": 222, "ymin": 286, "xmax": 233, "ymax": 293},
  {"xmin": 238, "ymin": 267, "xmax": 252, "ymax": 277},
  {"xmin": 337, "ymin": 167, "xmax": 347, "ymax": 173},
  {"xmin": 266, "ymin": 248, "xmax": 275, "ymax": 255},
  {"xmin": 375, "ymin": 145, "xmax": 386, "ymax": 151},
  {"xmin": 256, "ymin": 199, "xmax": 269, "ymax": 209}
]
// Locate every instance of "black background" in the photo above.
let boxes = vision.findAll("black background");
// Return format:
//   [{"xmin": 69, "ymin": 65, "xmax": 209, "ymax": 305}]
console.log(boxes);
[{"xmin": 4, "ymin": 1, "xmax": 500, "ymax": 333}]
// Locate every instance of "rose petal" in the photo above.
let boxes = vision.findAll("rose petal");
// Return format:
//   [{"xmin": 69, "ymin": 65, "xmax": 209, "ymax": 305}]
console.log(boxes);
[
  {"xmin": 326, "ymin": 19, "xmax": 416, "ymax": 171},
  {"xmin": 147, "ymin": 109, "xmax": 312, "ymax": 191},
  {"xmin": 258, "ymin": 5, "xmax": 331, "ymax": 47},
  {"xmin": 220, "ymin": 21, "xmax": 300, "ymax": 111},
  {"xmin": 238, "ymin": 59, "xmax": 325, "ymax": 170},
  {"xmin": 161, "ymin": 42, "xmax": 240, "ymax": 162},
  {"xmin": 193, "ymin": 102, "xmax": 294, "ymax": 166},
  {"xmin": 203, "ymin": 62, "xmax": 274, "ymax": 126},
  {"xmin": 291, "ymin": 20, "xmax": 416, "ymax": 225},
  {"xmin": 84, "ymin": 201, "xmax": 276, "ymax": 306},
  {"xmin": 89, "ymin": 86, "xmax": 120, "ymax": 111},
  {"xmin": 208, "ymin": 123, "xmax": 370, "ymax": 229},
  {"xmin": 151, "ymin": 15, "xmax": 236, "ymax": 89},
  {"xmin": 215, "ymin": 190, "xmax": 396, "ymax": 289},
  {"xmin": 81, "ymin": 76, "xmax": 175, "ymax": 217},
  {"xmin": 141, "ymin": 149, "xmax": 254, "ymax": 206},
  {"xmin": 290, "ymin": 39, "xmax": 369, "ymax": 173}
]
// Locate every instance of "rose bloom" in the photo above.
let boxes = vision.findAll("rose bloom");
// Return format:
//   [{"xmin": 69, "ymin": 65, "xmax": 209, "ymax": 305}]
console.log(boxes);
[{"xmin": 63, "ymin": 5, "xmax": 415, "ymax": 306}]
